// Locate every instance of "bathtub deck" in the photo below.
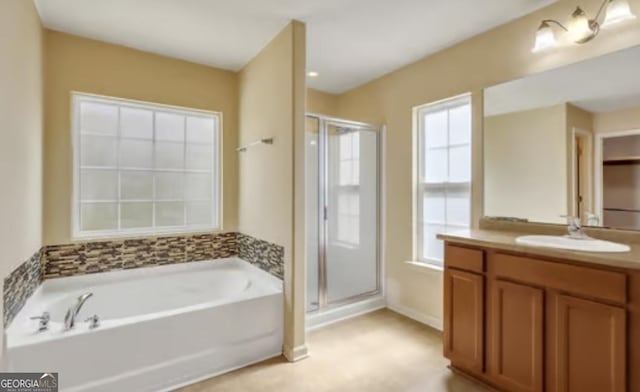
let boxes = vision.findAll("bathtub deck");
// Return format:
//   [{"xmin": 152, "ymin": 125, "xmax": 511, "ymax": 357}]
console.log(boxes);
[{"xmin": 179, "ymin": 309, "xmax": 490, "ymax": 392}]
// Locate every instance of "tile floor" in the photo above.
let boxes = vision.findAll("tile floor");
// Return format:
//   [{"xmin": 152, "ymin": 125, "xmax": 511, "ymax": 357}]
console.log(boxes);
[{"xmin": 180, "ymin": 309, "xmax": 490, "ymax": 392}]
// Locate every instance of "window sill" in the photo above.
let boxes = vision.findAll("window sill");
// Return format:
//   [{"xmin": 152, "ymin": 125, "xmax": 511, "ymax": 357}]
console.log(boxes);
[
  {"xmin": 404, "ymin": 260, "xmax": 444, "ymax": 273},
  {"xmin": 71, "ymin": 227, "xmax": 224, "ymax": 242}
]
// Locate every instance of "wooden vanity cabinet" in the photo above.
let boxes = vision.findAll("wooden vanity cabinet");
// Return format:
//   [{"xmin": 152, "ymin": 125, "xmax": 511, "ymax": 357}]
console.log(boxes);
[
  {"xmin": 443, "ymin": 267, "xmax": 484, "ymax": 373},
  {"xmin": 487, "ymin": 279, "xmax": 544, "ymax": 392},
  {"xmin": 443, "ymin": 242, "xmax": 633, "ymax": 392},
  {"xmin": 548, "ymin": 294, "xmax": 626, "ymax": 392},
  {"xmin": 443, "ymin": 245, "xmax": 486, "ymax": 375}
]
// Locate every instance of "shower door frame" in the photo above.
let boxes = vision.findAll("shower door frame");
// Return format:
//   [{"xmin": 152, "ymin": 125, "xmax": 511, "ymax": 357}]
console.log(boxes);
[{"xmin": 307, "ymin": 113, "xmax": 383, "ymax": 313}]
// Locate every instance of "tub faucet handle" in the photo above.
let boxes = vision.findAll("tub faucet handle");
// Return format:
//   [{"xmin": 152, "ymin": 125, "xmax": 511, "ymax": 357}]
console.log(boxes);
[
  {"xmin": 30, "ymin": 312, "xmax": 50, "ymax": 332},
  {"xmin": 84, "ymin": 314, "xmax": 100, "ymax": 329}
]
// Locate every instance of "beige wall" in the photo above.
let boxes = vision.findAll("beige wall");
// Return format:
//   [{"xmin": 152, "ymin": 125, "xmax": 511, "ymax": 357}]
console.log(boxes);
[
  {"xmin": 0, "ymin": 0, "xmax": 43, "ymax": 362},
  {"xmin": 238, "ymin": 21, "xmax": 307, "ymax": 361},
  {"xmin": 594, "ymin": 106, "xmax": 640, "ymax": 133},
  {"xmin": 330, "ymin": 0, "xmax": 640, "ymax": 328},
  {"xmin": 238, "ymin": 24, "xmax": 295, "ymax": 256},
  {"xmin": 307, "ymin": 88, "xmax": 340, "ymax": 117},
  {"xmin": 43, "ymin": 31, "xmax": 239, "ymax": 244},
  {"xmin": 485, "ymin": 104, "xmax": 568, "ymax": 223},
  {"xmin": 566, "ymin": 103, "xmax": 594, "ymax": 132}
]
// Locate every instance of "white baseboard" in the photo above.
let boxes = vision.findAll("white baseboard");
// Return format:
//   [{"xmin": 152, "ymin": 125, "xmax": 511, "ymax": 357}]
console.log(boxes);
[
  {"xmin": 283, "ymin": 344, "xmax": 309, "ymax": 362},
  {"xmin": 306, "ymin": 295, "xmax": 386, "ymax": 332},
  {"xmin": 387, "ymin": 302, "xmax": 443, "ymax": 331}
]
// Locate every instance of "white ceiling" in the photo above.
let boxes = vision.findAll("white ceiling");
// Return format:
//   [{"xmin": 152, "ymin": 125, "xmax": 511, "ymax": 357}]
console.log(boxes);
[
  {"xmin": 485, "ymin": 45, "xmax": 640, "ymax": 116},
  {"xmin": 34, "ymin": 0, "xmax": 555, "ymax": 94}
]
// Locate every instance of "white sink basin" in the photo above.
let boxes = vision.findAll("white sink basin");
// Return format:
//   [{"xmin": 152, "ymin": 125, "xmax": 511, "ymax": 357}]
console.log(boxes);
[{"xmin": 515, "ymin": 235, "xmax": 630, "ymax": 253}]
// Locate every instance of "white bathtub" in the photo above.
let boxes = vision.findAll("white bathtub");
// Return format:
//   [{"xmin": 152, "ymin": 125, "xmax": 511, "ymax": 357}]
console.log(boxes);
[{"xmin": 5, "ymin": 258, "xmax": 283, "ymax": 392}]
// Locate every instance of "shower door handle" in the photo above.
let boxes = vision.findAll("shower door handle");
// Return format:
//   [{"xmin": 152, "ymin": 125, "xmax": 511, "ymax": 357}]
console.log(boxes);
[{"xmin": 323, "ymin": 206, "xmax": 328, "ymax": 221}]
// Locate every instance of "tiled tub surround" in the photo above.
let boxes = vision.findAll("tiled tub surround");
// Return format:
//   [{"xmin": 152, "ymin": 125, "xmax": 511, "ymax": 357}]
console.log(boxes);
[
  {"xmin": 3, "ymin": 251, "xmax": 42, "ymax": 326},
  {"xmin": 3, "ymin": 232, "xmax": 285, "ymax": 326},
  {"xmin": 42, "ymin": 232, "xmax": 238, "ymax": 279},
  {"xmin": 237, "ymin": 233, "xmax": 285, "ymax": 279}
]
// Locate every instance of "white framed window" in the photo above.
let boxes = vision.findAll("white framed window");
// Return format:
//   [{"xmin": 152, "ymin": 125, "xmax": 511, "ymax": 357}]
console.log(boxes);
[
  {"xmin": 414, "ymin": 94, "xmax": 472, "ymax": 266},
  {"xmin": 335, "ymin": 131, "xmax": 360, "ymax": 246},
  {"xmin": 71, "ymin": 93, "xmax": 221, "ymax": 239}
]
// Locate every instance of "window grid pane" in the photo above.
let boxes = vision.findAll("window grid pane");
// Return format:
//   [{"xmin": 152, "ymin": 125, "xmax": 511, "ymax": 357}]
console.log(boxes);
[
  {"xmin": 417, "ymin": 97, "xmax": 471, "ymax": 265},
  {"xmin": 336, "ymin": 131, "xmax": 361, "ymax": 245},
  {"xmin": 74, "ymin": 94, "xmax": 220, "ymax": 238},
  {"xmin": 338, "ymin": 132, "xmax": 360, "ymax": 186}
]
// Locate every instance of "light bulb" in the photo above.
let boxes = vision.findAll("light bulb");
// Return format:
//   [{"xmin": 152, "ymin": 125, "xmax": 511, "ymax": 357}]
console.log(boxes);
[
  {"xmin": 532, "ymin": 21, "xmax": 557, "ymax": 52},
  {"xmin": 568, "ymin": 7, "xmax": 596, "ymax": 43},
  {"xmin": 603, "ymin": 0, "xmax": 637, "ymax": 27}
]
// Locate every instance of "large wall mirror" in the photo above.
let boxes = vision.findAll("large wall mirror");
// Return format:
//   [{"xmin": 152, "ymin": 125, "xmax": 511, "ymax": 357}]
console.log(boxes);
[{"xmin": 483, "ymin": 45, "xmax": 640, "ymax": 230}]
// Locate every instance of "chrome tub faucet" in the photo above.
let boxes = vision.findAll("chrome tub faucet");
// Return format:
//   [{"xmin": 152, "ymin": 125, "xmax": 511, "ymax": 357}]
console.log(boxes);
[{"xmin": 64, "ymin": 293, "xmax": 93, "ymax": 330}]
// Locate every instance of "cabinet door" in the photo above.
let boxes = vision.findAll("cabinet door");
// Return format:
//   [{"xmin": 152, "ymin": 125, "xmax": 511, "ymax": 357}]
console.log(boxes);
[
  {"xmin": 551, "ymin": 294, "xmax": 626, "ymax": 392},
  {"xmin": 444, "ymin": 268, "xmax": 484, "ymax": 373},
  {"xmin": 488, "ymin": 280, "xmax": 544, "ymax": 392}
]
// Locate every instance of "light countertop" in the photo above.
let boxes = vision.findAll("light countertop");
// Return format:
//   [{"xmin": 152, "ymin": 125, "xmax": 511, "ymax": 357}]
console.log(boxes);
[{"xmin": 437, "ymin": 229, "xmax": 640, "ymax": 271}]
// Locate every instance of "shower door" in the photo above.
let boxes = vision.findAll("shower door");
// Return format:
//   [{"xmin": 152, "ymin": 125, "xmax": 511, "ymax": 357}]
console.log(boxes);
[{"xmin": 306, "ymin": 115, "xmax": 381, "ymax": 312}]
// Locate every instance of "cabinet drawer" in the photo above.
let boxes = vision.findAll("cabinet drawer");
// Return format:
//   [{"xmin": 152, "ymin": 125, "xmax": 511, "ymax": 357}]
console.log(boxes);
[
  {"xmin": 445, "ymin": 244, "xmax": 484, "ymax": 273},
  {"xmin": 491, "ymin": 253, "xmax": 627, "ymax": 304}
]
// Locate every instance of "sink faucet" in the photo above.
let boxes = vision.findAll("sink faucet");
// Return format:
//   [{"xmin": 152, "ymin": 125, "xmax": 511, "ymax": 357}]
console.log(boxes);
[
  {"xmin": 585, "ymin": 212, "xmax": 600, "ymax": 226},
  {"xmin": 64, "ymin": 292, "xmax": 93, "ymax": 330},
  {"xmin": 563, "ymin": 216, "xmax": 588, "ymax": 239}
]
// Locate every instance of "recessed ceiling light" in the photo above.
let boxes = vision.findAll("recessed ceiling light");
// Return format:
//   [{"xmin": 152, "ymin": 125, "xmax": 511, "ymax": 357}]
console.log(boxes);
[{"xmin": 307, "ymin": 71, "xmax": 319, "ymax": 77}]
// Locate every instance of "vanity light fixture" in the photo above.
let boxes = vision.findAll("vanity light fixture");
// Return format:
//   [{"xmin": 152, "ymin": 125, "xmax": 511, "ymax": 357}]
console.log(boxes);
[
  {"xmin": 307, "ymin": 71, "xmax": 319, "ymax": 77},
  {"xmin": 533, "ymin": 0, "xmax": 636, "ymax": 52}
]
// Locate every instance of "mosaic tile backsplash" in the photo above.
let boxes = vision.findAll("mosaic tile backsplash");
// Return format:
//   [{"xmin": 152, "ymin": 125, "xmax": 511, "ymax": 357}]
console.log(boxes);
[
  {"xmin": 237, "ymin": 233, "xmax": 285, "ymax": 280},
  {"xmin": 3, "ymin": 232, "xmax": 285, "ymax": 326},
  {"xmin": 42, "ymin": 232, "xmax": 238, "ymax": 279},
  {"xmin": 4, "ymin": 251, "xmax": 42, "ymax": 326}
]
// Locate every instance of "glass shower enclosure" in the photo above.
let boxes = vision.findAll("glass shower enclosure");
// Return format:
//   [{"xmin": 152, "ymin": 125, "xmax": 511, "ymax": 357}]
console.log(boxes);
[{"xmin": 306, "ymin": 114, "xmax": 381, "ymax": 314}]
